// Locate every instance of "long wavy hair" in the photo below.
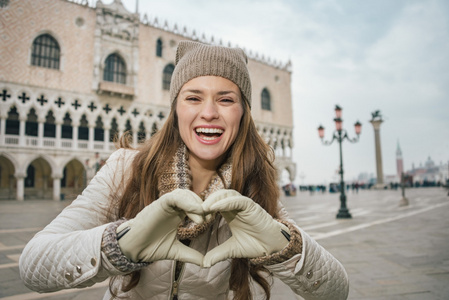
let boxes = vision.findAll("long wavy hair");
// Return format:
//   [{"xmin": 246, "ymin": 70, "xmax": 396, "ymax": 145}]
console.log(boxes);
[{"xmin": 109, "ymin": 95, "xmax": 280, "ymax": 300}]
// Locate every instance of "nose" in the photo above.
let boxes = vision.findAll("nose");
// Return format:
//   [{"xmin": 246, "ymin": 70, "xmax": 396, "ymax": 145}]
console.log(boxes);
[{"xmin": 200, "ymin": 99, "xmax": 219, "ymax": 121}]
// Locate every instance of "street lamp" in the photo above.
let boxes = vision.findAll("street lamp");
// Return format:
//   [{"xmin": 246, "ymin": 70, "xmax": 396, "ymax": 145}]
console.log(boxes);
[{"xmin": 318, "ymin": 105, "xmax": 362, "ymax": 219}]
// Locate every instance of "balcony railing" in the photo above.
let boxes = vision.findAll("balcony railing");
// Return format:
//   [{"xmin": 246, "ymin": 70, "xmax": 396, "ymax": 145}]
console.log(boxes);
[{"xmin": 2, "ymin": 135, "xmax": 114, "ymax": 154}]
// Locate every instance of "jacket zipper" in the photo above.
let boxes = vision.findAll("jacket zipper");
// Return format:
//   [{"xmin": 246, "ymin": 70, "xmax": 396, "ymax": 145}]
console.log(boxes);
[
  {"xmin": 170, "ymin": 260, "xmax": 185, "ymax": 300},
  {"xmin": 170, "ymin": 238, "xmax": 193, "ymax": 299}
]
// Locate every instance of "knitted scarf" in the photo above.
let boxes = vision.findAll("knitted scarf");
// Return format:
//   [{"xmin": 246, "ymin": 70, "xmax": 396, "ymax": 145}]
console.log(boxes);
[{"xmin": 157, "ymin": 145, "xmax": 232, "ymax": 240}]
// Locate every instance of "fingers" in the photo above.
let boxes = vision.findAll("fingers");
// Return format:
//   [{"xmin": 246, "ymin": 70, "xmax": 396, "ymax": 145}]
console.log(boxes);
[
  {"xmin": 202, "ymin": 189, "xmax": 242, "ymax": 211},
  {"xmin": 204, "ymin": 195, "xmax": 254, "ymax": 214},
  {"xmin": 169, "ymin": 240, "xmax": 205, "ymax": 266},
  {"xmin": 202, "ymin": 238, "xmax": 239, "ymax": 268},
  {"xmin": 162, "ymin": 189, "xmax": 205, "ymax": 223}
]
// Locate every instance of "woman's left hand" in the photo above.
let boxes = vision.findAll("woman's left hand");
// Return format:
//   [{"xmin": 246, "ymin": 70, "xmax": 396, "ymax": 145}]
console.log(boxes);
[{"xmin": 202, "ymin": 189, "xmax": 290, "ymax": 267}]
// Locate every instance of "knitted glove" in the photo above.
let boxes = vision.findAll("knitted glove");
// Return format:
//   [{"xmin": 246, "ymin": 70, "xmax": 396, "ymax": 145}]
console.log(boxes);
[
  {"xmin": 116, "ymin": 189, "xmax": 204, "ymax": 265},
  {"xmin": 202, "ymin": 189, "xmax": 290, "ymax": 267}
]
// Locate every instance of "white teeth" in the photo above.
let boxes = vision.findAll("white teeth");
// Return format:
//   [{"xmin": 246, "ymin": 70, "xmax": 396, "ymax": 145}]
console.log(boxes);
[
  {"xmin": 201, "ymin": 136, "xmax": 217, "ymax": 141},
  {"xmin": 195, "ymin": 128, "xmax": 224, "ymax": 134}
]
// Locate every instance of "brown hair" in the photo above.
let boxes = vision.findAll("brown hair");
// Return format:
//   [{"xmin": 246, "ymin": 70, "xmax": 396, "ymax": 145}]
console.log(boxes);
[{"xmin": 110, "ymin": 97, "xmax": 279, "ymax": 299}]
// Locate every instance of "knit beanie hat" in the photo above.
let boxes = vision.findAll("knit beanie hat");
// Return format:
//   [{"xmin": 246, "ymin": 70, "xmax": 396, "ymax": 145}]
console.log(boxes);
[{"xmin": 170, "ymin": 41, "xmax": 252, "ymax": 107}]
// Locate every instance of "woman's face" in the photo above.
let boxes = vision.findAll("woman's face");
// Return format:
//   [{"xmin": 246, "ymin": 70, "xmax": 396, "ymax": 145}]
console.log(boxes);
[{"xmin": 176, "ymin": 76, "xmax": 244, "ymax": 168}]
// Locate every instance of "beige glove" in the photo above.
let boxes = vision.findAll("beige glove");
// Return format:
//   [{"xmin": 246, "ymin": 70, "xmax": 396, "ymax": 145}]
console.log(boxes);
[
  {"xmin": 202, "ymin": 189, "xmax": 290, "ymax": 267},
  {"xmin": 116, "ymin": 189, "xmax": 204, "ymax": 265}
]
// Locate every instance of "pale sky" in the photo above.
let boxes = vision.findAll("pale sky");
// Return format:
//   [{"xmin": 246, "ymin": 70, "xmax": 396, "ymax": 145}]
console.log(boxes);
[{"xmin": 114, "ymin": 0, "xmax": 449, "ymax": 185}]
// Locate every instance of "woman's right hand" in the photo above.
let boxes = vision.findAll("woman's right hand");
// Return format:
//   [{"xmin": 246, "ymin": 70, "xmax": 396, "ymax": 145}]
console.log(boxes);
[{"xmin": 116, "ymin": 189, "xmax": 205, "ymax": 265}]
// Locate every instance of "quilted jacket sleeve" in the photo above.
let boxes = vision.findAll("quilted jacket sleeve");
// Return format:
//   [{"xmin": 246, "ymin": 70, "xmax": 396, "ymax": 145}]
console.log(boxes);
[
  {"xmin": 264, "ymin": 203, "xmax": 349, "ymax": 300},
  {"xmin": 19, "ymin": 148, "xmax": 136, "ymax": 293}
]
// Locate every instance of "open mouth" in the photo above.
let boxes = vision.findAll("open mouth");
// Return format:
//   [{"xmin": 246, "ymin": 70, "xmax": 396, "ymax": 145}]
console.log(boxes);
[{"xmin": 195, "ymin": 127, "xmax": 224, "ymax": 141}]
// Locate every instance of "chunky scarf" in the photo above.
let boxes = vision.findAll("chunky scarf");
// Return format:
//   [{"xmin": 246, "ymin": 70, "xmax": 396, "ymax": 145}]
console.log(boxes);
[{"xmin": 157, "ymin": 145, "xmax": 232, "ymax": 240}]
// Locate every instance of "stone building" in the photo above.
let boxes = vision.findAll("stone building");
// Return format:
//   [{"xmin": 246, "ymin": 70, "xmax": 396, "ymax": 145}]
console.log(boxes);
[{"xmin": 0, "ymin": 0, "xmax": 296, "ymax": 201}]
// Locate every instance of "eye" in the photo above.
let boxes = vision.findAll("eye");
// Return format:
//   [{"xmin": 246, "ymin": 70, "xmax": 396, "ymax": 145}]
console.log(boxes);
[
  {"xmin": 186, "ymin": 96, "xmax": 200, "ymax": 102},
  {"xmin": 219, "ymin": 98, "xmax": 235, "ymax": 103}
]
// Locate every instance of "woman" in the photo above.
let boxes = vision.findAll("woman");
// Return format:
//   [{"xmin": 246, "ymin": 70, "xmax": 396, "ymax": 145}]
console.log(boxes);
[{"xmin": 20, "ymin": 41, "xmax": 349, "ymax": 299}]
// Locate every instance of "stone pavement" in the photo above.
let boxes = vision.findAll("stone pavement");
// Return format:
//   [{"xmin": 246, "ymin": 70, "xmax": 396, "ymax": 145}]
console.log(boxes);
[{"xmin": 0, "ymin": 187, "xmax": 448, "ymax": 299}]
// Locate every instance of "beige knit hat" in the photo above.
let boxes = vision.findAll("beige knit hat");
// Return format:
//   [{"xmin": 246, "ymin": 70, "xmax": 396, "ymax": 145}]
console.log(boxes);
[{"xmin": 170, "ymin": 41, "xmax": 252, "ymax": 107}]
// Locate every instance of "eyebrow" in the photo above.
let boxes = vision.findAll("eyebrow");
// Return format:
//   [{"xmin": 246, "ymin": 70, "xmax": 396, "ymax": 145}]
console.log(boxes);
[{"xmin": 180, "ymin": 89, "xmax": 238, "ymax": 96}]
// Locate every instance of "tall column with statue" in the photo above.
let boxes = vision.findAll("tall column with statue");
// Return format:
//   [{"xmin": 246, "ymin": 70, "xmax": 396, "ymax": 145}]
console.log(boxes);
[{"xmin": 370, "ymin": 110, "xmax": 385, "ymax": 189}]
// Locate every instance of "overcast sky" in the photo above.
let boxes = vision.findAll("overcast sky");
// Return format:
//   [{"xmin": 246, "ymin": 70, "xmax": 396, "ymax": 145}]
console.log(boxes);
[{"xmin": 115, "ymin": 0, "xmax": 449, "ymax": 185}]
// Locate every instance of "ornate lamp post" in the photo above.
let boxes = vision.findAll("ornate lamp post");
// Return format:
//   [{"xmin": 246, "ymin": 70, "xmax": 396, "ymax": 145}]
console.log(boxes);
[{"xmin": 318, "ymin": 105, "xmax": 362, "ymax": 219}]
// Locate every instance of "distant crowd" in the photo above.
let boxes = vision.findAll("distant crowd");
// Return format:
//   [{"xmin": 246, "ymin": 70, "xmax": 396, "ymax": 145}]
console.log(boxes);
[{"xmin": 282, "ymin": 179, "xmax": 449, "ymax": 196}]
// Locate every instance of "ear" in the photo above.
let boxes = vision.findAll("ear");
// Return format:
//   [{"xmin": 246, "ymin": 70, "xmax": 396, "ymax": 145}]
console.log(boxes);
[
  {"xmin": 175, "ymin": 41, "xmax": 203, "ymax": 64},
  {"xmin": 236, "ymin": 48, "xmax": 248, "ymax": 64}
]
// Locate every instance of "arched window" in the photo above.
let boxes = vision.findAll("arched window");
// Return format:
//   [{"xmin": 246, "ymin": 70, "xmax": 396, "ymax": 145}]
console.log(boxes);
[
  {"xmin": 31, "ymin": 34, "xmax": 60, "ymax": 69},
  {"xmin": 138, "ymin": 121, "xmax": 146, "ymax": 142},
  {"xmin": 261, "ymin": 88, "xmax": 271, "ymax": 111},
  {"xmin": 151, "ymin": 123, "xmax": 158, "ymax": 136},
  {"xmin": 162, "ymin": 64, "xmax": 175, "ymax": 90},
  {"xmin": 110, "ymin": 118, "xmax": 118, "ymax": 142},
  {"xmin": 156, "ymin": 38, "xmax": 163, "ymax": 57},
  {"xmin": 25, "ymin": 108, "xmax": 38, "ymax": 136},
  {"xmin": 125, "ymin": 119, "xmax": 132, "ymax": 133},
  {"xmin": 94, "ymin": 116, "xmax": 104, "ymax": 141},
  {"xmin": 61, "ymin": 113, "xmax": 72, "ymax": 139},
  {"xmin": 6, "ymin": 106, "xmax": 19, "ymax": 135},
  {"xmin": 78, "ymin": 115, "xmax": 89, "ymax": 140},
  {"xmin": 44, "ymin": 111, "xmax": 56, "ymax": 137},
  {"xmin": 103, "ymin": 53, "xmax": 126, "ymax": 84}
]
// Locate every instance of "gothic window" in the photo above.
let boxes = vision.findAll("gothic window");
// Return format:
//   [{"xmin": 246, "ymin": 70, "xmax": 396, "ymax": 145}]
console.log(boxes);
[
  {"xmin": 103, "ymin": 53, "xmax": 126, "ymax": 84},
  {"xmin": 31, "ymin": 34, "xmax": 60, "ymax": 69},
  {"xmin": 44, "ymin": 111, "xmax": 56, "ymax": 137},
  {"xmin": 5, "ymin": 106, "xmax": 19, "ymax": 135},
  {"xmin": 138, "ymin": 121, "xmax": 146, "ymax": 142},
  {"xmin": 94, "ymin": 116, "xmax": 104, "ymax": 141},
  {"xmin": 78, "ymin": 114, "xmax": 89, "ymax": 140},
  {"xmin": 156, "ymin": 38, "xmax": 163, "ymax": 57},
  {"xmin": 163, "ymin": 64, "xmax": 175, "ymax": 90},
  {"xmin": 110, "ymin": 118, "xmax": 118, "ymax": 142},
  {"xmin": 61, "ymin": 113, "xmax": 72, "ymax": 139},
  {"xmin": 151, "ymin": 123, "xmax": 158, "ymax": 136},
  {"xmin": 25, "ymin": 108, "xmax": 38, "ymax": 136},
  {"xmin": 261, "ymin": 88, "xmax": 271, "ymax": 111},
  {"xmin": 125, "ymin": 119, "xmax": 132, "ymax": 133},
  {"xmin": 44, "ymin": 110, "xmax": 56, "ymax": 138}
]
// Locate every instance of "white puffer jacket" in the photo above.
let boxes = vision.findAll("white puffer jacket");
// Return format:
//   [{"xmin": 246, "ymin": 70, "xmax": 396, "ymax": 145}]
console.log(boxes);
[{"xmin": 19, "ymin": 149, "xmax": 349, "ymax": 300}]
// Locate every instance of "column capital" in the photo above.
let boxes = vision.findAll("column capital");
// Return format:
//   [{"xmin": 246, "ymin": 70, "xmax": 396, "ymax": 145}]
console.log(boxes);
[
  {"xmin": 14, "ymin": 172, "xmax": 27, "ymax": 178},
  {"xmin": 370, "ymin": 119, "xmax": 383, "ymax": 130}
]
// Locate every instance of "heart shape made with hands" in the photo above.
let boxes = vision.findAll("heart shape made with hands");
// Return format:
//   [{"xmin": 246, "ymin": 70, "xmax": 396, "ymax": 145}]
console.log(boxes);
[
  {"xmin": 117, "ymin": 189, "xmax": 290, "ymax": 268},
  {"xmin": 200, "ymin": 189, "xmax": 290, "ymax": 267}
]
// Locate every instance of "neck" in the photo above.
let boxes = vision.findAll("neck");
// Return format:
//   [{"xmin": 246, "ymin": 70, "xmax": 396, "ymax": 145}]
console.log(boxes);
[{"xmin": 188, "ymin": 155, "xmax": 221, "ymax": 195}]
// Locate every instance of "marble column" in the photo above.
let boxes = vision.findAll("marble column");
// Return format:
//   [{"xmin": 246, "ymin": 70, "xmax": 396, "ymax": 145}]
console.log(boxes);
[
  {"xmin": 53, "ymin": 176, "xmax": 62, "ymax": 201},
  {"xmin": 370, "ymin": 119, "xmax": 385, "ymax": 188},
  {"xmin": 15, "ymin": 173, "xmax": 26, "ymax": 201}
]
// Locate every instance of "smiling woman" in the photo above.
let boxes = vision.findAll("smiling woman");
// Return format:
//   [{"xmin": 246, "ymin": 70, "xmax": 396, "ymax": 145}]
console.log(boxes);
[
  {"xmin": 19, "ymin": 41, "xmax": 349, "ymax": 300},
  {"xmin": 177, "ymin": 76, "xmax": 244, "ymax": 193}
]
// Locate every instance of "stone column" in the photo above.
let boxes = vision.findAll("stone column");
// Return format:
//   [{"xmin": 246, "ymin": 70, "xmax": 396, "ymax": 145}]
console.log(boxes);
[
  {"xmin": 88, "ymin": 125, "xmax": 95, "ymax": 150},
  {"xmin": 15, "ymin": 173, "xmax": 26, "ymax": 201},
  {"xmin": 103, "ymin": 123, "xmax": 111, "ymax": 151},
  {"xmin": 52, "ymin": 175, "xmax": 62, "ymax": 201},
  {"xmin": 55, "ymin": 121, "xmax": 62, "ymax": 148},
  {"xmin": 132, "ymin": 130, "xmax": 138, "ymax": 147},
  {"xmin": 37, "ymin": 121, "xmax": 44, "ymax": 147},
  {"xmin": 0, "ymin": 117, "xmax": 5, "ymax": 146},
  {"xmin": 370, "ymin": 119, "xmax": 385, "ymax": 188},
  {"xmin": 19, "ymin": 118, "xmax": 26, "ymax": 146},
  {"xmin": 72, "ymin": 121, "xmax": 79, "ymax": 150}
]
